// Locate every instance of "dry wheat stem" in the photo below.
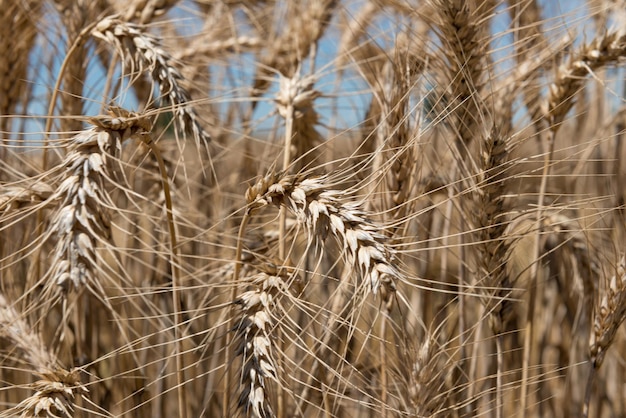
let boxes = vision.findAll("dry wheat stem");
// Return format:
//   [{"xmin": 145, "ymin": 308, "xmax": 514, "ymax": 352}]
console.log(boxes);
[
  {"xmin": 139, "ymin": 130, "xmax": 189, "ymax": 418},
  {"xmin": 92, "ymin": 17, "xmax": 211, "ymax": 148},
  {"xmin": 520, "ymin": 131, "xmax": 555, "ymax": 414}
]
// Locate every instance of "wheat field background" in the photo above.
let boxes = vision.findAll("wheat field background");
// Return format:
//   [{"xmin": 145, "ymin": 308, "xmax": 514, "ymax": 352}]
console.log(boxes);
[{"xmin": 1, "ymin": 0, "xmax": 626, "ymax": 417}]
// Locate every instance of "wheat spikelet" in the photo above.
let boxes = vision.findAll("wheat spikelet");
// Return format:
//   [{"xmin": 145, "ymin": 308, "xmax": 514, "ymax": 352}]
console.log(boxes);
[
  {"xmin": 92, "ymin": 17, "xmax": 211, "ymax": 147},
  {"xmin": 428, "ymin": 0, "xmax": 490, "ymax": 151},
  {"xmin": 0, "ymin": 294, "xmax": 88, "ymax": 418},
  {"xmin": 589, "ymin": 255, "xmax": 626, "ymax": 368},
  {"xmin": 46, "ymin": 108, "xmax": 152, "ymax": 295},
  {"xmin": 246, "ymin": 173, "xmax": 398, "ymax": 306},
  {"xmin": 233, "ymin": 265, "xmax": 295, "ymax": 418},
  {"xmin": 546, "ymin": 28, "xmax": 626, "ymax": 130}
]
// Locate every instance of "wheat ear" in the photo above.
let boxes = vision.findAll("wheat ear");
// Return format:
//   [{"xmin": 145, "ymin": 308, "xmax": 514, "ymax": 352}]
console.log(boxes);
[
  {"xmin": 0, "ymin": 294, "xmax": 88, "ymax": 418},
  {"xmin": 233, "ymin": 265, "xmax": 296, "ymax": 418},
  {"xmin": 46, "ymin": 108, "xmax": 152, "ymax": 296},
  {"xmin": 246, "ymin": 173, "xmax": 399, "ymax": 306},
  {"xmin": 581, "ymin": 255, "xmax": 626, "ymax": 417},
  {"xmin": 588, "ymin": 259, "xmax": 626, "ymax": 364},
  {"xmin": 507, "ymin": 0, "xmax": 547, "ymax": 131},
  {"xmin": 251, "ymin": 0, "xmax": 337, "ymax": 97},
  {"xmin": 428, "ymin": 0, "xmax": 489, "ymax": 152},
  {"xmin": 92, "ymin": 17, "xmax": 211, "ymax": 148},
  {"xmin": 545, "ymin": 29, "xmax": 626, "ymax": 130}
]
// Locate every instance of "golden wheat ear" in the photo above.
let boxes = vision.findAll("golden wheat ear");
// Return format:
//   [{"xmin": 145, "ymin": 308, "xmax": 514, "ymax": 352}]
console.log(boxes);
[
  {"xmin": 0, "ymin": 294, "xmax": 89, "ymax": 418},
  {"xmin": 92, "ymin": 17, "xmax": 211, "ymax": 148},
  {"xmin": 45, "ymin": 109, "xmax": 152, "ymax": 298},
  {"xmin": 246, "ymin": 172, "xmax": 399, "ymax": 305}
]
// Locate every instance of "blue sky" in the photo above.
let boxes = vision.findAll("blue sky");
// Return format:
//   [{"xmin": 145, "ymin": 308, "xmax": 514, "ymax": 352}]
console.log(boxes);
[{"xmin": 20, "ymin": 0, "xmax": 603, "ymax": 140}]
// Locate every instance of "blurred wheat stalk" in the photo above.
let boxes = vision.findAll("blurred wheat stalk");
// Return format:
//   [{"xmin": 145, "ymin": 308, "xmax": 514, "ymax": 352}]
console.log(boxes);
[{"xmin": 1, "ymin": 1, "xmax": 626, "ymax": 417}]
